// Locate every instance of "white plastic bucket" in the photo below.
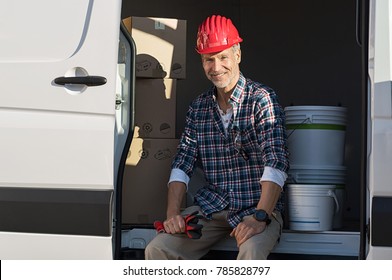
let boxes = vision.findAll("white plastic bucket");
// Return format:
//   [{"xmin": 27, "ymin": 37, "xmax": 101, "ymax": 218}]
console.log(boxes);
[
  {"xmin": 285, "ymin": 106, "xmax": 347, "ymax": 166},
  {"xmin": 287, "ymin": 184, "xmax": 339, "ymax": 231},
  {"xmin": 287, "ymin": 164, "xmax": 346, "ymax": 184}
]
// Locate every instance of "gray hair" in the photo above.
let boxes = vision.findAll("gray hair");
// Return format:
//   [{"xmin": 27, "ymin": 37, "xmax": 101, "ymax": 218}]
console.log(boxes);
[{"xmin": 231, "ymin": 43, "xmax": 241, "ymax": 53}]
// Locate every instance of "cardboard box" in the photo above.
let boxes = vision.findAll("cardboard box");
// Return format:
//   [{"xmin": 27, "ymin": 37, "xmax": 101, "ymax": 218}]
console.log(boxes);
[
  {"xmin": 122, "ymin": 138, "xmax": 181, "ymax": 224},
  {"xmin": 134, "ymin": 78, "xmax": 176, "ymax": 138},
  {"xmin": 123, "ymin": 16, "xmax": 186, "ymax": 79}
]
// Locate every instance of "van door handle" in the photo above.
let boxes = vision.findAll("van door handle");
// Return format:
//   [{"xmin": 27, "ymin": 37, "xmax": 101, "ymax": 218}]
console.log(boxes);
[{"xmin": 54, "ymin": 76, "xmax": 107, "ymax": 87}]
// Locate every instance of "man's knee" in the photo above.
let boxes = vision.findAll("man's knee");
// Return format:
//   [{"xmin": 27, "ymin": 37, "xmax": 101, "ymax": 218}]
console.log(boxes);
[
  {"xmin": 145, "ymin": 235, "xmax": 169, "ymax": 260},
  {"xmin": 144, "ymin": 237, "xmax": 158, "ymax": 260},
  {"xmin": 237, "ymin": 237, "xmax": 271, "ymax": 260}
]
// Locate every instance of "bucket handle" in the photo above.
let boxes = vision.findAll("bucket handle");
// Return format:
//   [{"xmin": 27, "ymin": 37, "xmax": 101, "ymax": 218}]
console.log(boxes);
[
  {"xmin": 287, "ymin": 117, "xmax": 311, "ymax": 139},
  {"xmin": 327, "ymin": 189, "xmax": 340, "ymax": 214}
]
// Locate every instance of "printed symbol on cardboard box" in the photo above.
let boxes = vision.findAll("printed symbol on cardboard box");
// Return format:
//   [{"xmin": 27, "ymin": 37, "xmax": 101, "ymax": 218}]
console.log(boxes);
[
  {"xmin": 136, "ymin": 59, "xmax": 151, "ymax": 72},
  {"xmin": 160, "ymin": 123, "xmax": 171, "ymax": 134},
  {"xmin": 139, "ymin": 149, "xmax": 149, "ymax": 159},
  {"xmin": 142, "ymin": 123, "xmax": 153, "ymax": 133},
  {"xmin": 172, "ymin": 63, "xmax": 182, "ymax": 74},
  {"xmin": 154, "ymin": 149, "xmax": 172, "ymax": 160},
  {"xmin": 136, "ymin": 54, "xmax": 167, "ymax": 78}
]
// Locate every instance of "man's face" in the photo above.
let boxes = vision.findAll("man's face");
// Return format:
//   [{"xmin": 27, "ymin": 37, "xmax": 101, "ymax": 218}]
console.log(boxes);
[{"xmin": 201, "ymin": 46, "xmax": 241, "ymax": 91}]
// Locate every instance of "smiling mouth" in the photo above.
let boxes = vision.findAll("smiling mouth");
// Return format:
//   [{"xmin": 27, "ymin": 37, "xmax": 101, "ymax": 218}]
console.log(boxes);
[{"xmin": 210, "ymin": 72, "xmax": 225, "ymax": 78}]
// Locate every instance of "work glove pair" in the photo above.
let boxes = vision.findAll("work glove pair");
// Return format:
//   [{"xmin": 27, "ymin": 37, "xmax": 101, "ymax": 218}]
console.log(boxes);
[{"xmin": 154, "ymin": 211, "xmax": 203, "ymax": 239}]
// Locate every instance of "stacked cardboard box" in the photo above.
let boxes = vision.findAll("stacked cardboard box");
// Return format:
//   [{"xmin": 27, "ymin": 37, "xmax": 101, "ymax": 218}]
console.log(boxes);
[
  {"xmin": 123, "ymin": 16, "xmax": 186, "ymax": 79},
  {"xmin": 122, "ymin": 17, "xmax": 186, "ymax": 224}
]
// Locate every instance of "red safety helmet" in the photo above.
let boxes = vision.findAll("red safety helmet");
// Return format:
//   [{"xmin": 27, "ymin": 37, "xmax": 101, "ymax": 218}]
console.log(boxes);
[{"xmin": 196, "ymin": 15, "xmax": 243, "ymax": 54}]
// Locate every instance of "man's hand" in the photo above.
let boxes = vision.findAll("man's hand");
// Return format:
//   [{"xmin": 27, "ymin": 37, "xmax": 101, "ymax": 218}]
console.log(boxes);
[
  {"xmin": 163, "ymin": 214, "xmax": 186, "ymax": 234},
  {"xmin": 155, "ymin": 211, "xmax": 203, "ymax": 239},
  {"xmin": 230, "ymin": 216, "xmax": 267, "ymax": 247}
]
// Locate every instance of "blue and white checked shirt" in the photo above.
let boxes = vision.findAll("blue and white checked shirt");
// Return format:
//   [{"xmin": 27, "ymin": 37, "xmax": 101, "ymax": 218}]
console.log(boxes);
[{"xmin": 171, "ymin": 73, "xmax": 289, "ymax": 227}]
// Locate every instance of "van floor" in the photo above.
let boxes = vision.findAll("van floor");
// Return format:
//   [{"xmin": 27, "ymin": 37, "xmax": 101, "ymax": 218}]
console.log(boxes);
[{"xmin": 119, "ymin": 248, "xmax": 358, "ymax": 260}]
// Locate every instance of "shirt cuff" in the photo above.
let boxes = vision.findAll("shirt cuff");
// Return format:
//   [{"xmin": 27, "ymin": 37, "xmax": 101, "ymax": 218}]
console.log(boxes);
[
  {"xmin": 260, "ymin": 166, "xmax": 288, "ymax": 188},
  {"xmin": 168, "ymin": 168, "xmax": 190, "ymax": 191}
]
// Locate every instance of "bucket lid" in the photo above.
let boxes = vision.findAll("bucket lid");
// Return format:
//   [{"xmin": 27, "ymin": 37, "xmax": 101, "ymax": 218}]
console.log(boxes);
[
  {"xmin": 287, "ymin": 165, "xmax": 346, "ymax": 184},
  {"xmin": 284, "ymin": 106, "xmax": 347, "ymax": 126},
  {"xmin": 286, "ymin": 184, "xmax": 336, "ymax": 189}
]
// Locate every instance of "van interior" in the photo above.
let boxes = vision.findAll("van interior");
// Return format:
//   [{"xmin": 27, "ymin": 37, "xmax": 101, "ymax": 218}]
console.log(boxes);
[{"xmin": 118, "ymin": 0, "xmax": 366, "ymax": 259}]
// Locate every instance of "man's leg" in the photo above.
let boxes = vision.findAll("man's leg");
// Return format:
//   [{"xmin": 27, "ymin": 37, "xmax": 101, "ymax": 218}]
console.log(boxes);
[
  {"xmin": 145, "ymin": 206, "xmax": 232, "ymax": 260},
  {"xmin": 236, "ymin": 211, "xmax": 283, "ymax": 260}
]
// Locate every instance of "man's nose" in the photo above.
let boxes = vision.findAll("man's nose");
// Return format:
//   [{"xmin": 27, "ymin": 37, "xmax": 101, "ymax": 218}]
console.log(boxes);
[{"xmin": 211, "ymin": 59, "xmax": 222, "ymax": 72}]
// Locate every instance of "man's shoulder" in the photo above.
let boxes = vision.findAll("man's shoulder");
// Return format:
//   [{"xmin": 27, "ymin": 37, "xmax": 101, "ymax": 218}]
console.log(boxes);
[
  {"xmin": 190, "ymin": 88, "xmax": 214, "ymax": 107},
  {"xmin": 244, "ymin": 78, "xmax": 276, "ymax": 98}
]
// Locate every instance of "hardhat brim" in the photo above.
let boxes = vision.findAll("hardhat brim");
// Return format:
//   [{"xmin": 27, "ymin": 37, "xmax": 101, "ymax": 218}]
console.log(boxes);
[{"xmin": 196, "ymin": 39, "xmax": 243, "ymax": 54}]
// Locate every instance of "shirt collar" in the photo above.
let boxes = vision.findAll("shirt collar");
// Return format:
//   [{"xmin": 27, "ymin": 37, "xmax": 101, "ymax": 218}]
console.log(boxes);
[{"xmin": 230, "ymin": 72, "xmax": 246, "ymax": 105}]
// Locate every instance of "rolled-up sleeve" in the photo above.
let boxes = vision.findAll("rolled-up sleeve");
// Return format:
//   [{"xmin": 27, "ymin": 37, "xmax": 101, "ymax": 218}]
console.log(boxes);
[
  {"xmin": 260, "ymin": 166, "xmax": 287, "ymax": 188},
  {"xmin": 168, "ymin": 168, "xmax": 190, "ymax": 190}
]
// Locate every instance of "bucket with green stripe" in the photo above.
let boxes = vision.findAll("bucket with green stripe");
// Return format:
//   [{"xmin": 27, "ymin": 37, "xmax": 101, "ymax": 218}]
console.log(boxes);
[{"xmin": 284, "ymin": 106, "xmax": 347, "ymax": 166}]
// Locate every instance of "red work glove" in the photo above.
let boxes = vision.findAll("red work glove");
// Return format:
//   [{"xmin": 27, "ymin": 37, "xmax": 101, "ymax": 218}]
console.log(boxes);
[
  {"xmin": 153, "ymin": 220, "xmax": 165, "ymax": 233},
  {"xmin": 183, "ymin": 211, "xmax": 203, "ymax": 239},
  {"xmin": 153, "ymin": 211, "xmax": 204, "ymax": 239}
]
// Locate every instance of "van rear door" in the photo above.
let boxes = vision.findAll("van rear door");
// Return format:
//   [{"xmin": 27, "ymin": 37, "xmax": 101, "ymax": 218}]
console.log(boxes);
[{"xmin": 0, "ymin": 0, "xmax": 122, "ymax": 259}]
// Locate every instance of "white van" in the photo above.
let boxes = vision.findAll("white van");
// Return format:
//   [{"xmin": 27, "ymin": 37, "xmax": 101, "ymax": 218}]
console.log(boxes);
[{"xmin": 0, "ymin": 0, "xmax": 391, "ymax": 259}]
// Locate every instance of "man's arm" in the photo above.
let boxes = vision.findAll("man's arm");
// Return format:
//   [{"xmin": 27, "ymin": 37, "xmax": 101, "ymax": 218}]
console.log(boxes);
[
  {"xmin": 256, "ymin": 180, "xmax": 282, "ymax": 216},
  {"xmin": 163, "ymin": 181, "xmax": 187, "ymax": 234}
]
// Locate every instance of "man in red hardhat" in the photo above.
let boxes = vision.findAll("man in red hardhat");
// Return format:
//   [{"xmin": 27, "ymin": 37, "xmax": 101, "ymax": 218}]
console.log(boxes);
[{"xmin": 145, "ymin": 15, "xmax": 289, "ymax": 260}]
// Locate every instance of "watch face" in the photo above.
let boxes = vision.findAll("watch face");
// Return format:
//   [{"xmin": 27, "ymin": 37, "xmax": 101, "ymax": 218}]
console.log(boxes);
[{"xmin": 254, "ymin": 210, "xmax": 268, "ymax": 221}]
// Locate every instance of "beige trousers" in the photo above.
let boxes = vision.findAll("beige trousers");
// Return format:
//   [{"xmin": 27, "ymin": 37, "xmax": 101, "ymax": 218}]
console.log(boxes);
[{"xmin": 145, "ymin": 205, "xmax": 283, "ymax": 260}]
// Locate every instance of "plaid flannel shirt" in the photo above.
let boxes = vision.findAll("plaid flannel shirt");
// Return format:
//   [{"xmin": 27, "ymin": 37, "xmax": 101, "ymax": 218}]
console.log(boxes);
[{"xmin": 172, "ymin": 73, "xmax": 289, "ymax": 227}]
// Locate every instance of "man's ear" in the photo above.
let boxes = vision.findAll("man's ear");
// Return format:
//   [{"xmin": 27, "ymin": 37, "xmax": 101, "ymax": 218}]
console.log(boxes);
[{"xmin": 236, "ymin": 49, "xmax": 242, "ymax": 63}]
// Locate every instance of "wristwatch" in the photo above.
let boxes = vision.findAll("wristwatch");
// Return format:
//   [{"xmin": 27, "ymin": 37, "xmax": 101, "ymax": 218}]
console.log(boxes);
[{"xmin": 253, "ymin": 209, "xmax": 271, "ymax": 225}]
